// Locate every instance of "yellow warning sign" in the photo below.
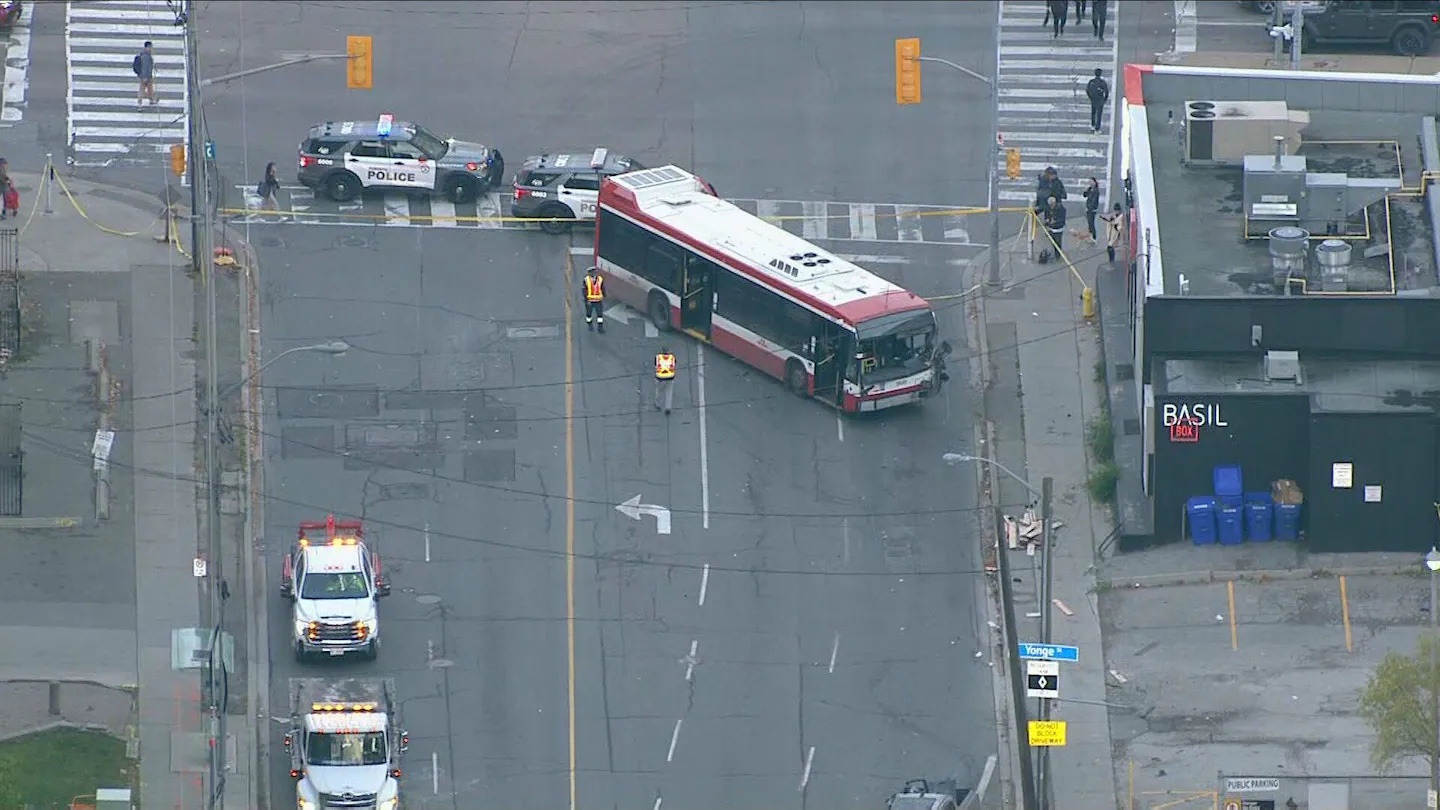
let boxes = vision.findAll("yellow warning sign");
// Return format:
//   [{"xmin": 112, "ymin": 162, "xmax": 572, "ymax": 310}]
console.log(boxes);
[
  {"xmin": 1027, "ymin": 720, "xmax": 1067, "ymax": 747},
  {"xmin": 1223, "ymin": 799, "xmax": 1241, "ymax": 810}
]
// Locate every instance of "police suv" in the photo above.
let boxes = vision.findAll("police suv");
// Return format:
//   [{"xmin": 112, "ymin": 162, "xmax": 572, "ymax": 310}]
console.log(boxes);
[
  {"xmin": 297, "ymin": 114, "xmax": 505, "ymax": 204},
  {"xmin": 511, "ymin": 148, "xmax": 643, "ymax": 233}
]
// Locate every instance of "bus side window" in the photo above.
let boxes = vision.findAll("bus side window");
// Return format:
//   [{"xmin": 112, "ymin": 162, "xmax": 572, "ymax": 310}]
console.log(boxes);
[
  {"xmin": 597, "ymin": 210, "xmax": 646, "ymax": 272},
  {"xmin": 644, "ymin": 241, "xmax": 683, "ymax": 292}
]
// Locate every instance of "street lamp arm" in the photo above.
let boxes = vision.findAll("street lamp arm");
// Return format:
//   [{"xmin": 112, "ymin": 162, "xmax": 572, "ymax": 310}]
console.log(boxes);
[
  {"xmin": 217, "ymin": 340, "xmax": 350, "ymax": 402},
  {"xmin": 942, "ymin": 452, "xmax": 1043, "ymax": 499},
  {"xmin": 914, "ymin": 56, "xmax": 993, "ymax": 87},
  {"xmin": 200, "ymin": 54, "xmax": 350, "ymax": 88}
]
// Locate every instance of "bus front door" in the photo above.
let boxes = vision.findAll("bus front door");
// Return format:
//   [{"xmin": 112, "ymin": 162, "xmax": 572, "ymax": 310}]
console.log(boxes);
[
  {"xmin": 812, "ymin": 325, "xmax": 850, "ymax": 408},
  {"xmin": 681, "ymin": 257, "xmax": 713, "ymax": 340}
]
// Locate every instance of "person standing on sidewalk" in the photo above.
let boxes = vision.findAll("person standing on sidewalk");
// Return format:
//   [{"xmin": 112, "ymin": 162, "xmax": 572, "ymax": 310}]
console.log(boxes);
[
  {"xmin": 1083, "ymin": 178, "xmax": 1101, "ymax": 241},
  {"xmin": 1047, "ymin": 0, "xmax": 1068, "ymax": 36},
  {"xmin": 1102, "ymin": 202, "xmax": 1126, "ymax": 264},
  {"xmin": 133, "ymin": 42, "xmax": 157, "ymax": 110},
  {"xmin": 1086, "ymin": 68, "xmax": 1110, "ymax": 134},
  {"xmin": 654, "ymin": 347, "xmax": 677, "ymax": 414},
  {"xmin": 1092, "ymin": 0, "xmax": 1109, "ymax": 40},
  {"xmin": 582, "ymin": 266, "xmax": 606, "ymax": 333},
  {"xmin": 1042, "ymin": 197, "xmax": 1067, "ymax": 260}
]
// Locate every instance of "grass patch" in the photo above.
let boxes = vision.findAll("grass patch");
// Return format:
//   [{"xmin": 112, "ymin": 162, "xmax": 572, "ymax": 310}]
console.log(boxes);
[
  {"xmin": 1087, "ymin": 462, "xmax": 1119, "ymax": 502},
  {"xmin": 1086, "ymin": 399, "xmax": 1118, "ymax": 502},
  {"xmin": 0, "ymin": 727, "xmax": 138, "ymax": 808}
]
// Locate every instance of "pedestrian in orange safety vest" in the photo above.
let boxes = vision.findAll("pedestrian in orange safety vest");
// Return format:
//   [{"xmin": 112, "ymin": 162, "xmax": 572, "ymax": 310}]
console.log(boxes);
[
  {"xmin": 654, "ymin": 348, "xmax": 677, "ymax": 414},
  {"xmin": 582, "ymin": 266, "xmax": 606, "ymax": 333}
]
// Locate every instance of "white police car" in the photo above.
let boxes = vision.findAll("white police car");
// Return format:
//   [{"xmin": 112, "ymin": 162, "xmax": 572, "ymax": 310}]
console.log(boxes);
[
  {"xmin": 510, "ymin": 148, "xmax": 643, "ymax": 233},
  {"xmin": 297, "ymin": 114, "xmax": 504, "ymax": 204}
]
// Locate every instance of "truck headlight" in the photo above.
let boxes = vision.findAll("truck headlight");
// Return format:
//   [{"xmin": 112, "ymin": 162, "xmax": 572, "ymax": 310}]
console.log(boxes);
[
  {"xmin": 297, "ymin": 800, "xmax": 315, "ymax": 810},
  {"xmin": 378, "ymin": 799, "xmax": 399, "ymax": 810},
  {"xmin": 362, "ymin": 618, "xmax": 378, "ymax": 634}
]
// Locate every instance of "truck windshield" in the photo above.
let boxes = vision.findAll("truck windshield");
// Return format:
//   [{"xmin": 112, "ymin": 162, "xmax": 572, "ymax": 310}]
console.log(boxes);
[
  {"xmin": 851, "ymin": 309, "xmax": 938, "ymax": 384},
  {"xmin": 307, "ymin": 731, "xmax": 388, "ymax": 766},
  {"xmin": 300, "ymin": 572, "xmax": 369, "ymax": 600}
]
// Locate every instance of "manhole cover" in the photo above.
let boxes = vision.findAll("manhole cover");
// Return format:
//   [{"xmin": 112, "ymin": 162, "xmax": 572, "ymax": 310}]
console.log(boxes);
[
  {"xmin": 339, "ymin": 235, "xmax": 370, "ymax": 248},
  {"xmin": 428, "ymin": 658, "xmax": 455, "ymax": 669},
  {"xmin": 415, "ymin": 594, "xmax": 442, "ymax": 605},
  {"xmin": 259, "ymin": 236, "xmax": 284, "ymax": 249}
]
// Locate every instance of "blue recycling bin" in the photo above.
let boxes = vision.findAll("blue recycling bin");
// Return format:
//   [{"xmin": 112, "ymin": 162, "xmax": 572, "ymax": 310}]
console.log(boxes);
[
  {"xmin": 1217, "ymin": 503, "xmax": 1244, "ymax": 545},
  {"xmin": 1187, "ymin": 495, "xmax": 1218, "ymax": 545},
  {"xmin": 1244, "ymin": 492, "xmax": 1274, "ymax": 542},
  {"xmin": 1214, "ymin": 465, "xmax": 1243, "ymax": 507},
  {"xmin": 1274, "ymin": 503, "xmax": 1302, "ymax": 541}
]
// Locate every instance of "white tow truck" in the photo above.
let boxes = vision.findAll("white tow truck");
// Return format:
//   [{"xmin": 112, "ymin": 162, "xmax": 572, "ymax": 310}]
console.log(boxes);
[
  {"xmin": 280, "ymin": 515, "xmax": 391, "ymax": 661},
  {"xmin": 286, "ymin": 677, "xmax": 408, "ymax": 810}
]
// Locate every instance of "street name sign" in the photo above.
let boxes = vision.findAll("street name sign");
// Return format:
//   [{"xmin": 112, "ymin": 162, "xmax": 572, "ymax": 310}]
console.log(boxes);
[
  {"xmin": 1025, "ymin": 660, "xmax": 1059, "ymax": 698},
  {"xmin": 1018, "ymin": 642, "xmax": 1079, "ymax": 662}
]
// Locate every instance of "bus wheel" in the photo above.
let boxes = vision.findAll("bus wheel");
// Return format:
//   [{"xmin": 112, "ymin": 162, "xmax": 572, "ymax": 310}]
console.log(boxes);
[
  {"xmin": 647, "ymin": 292, "xmax": 672, "ymax": 332},
  {"xmin": 785, "ymin": 360, "xmax": 809, "ymax": 396}
]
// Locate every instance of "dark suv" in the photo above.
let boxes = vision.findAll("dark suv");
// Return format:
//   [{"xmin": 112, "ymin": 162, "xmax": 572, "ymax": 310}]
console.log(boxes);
[
  {"xmin": 1279, "ymin": 0, "xmax": 1440, "ymax": 55},
  {"xmin": 510, "ymin": 149, "xmax": 642, "ymax": 233}
]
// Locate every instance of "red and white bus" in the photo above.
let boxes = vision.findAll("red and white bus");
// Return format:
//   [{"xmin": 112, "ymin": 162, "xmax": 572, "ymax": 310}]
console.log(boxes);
[{"xmin": 595, "ymin": 166, "xmax": 950, "ymax": 412}]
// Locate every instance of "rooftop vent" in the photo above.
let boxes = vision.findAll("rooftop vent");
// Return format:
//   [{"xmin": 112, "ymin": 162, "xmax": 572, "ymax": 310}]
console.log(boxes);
[
  {"xmin": 789, "ymin": 252, "xmax": 832, "ymax": 269},
  {"xmin": 1263, "ymin": 350, "xmax": 1302, "ymax": 384},
  {"xmin": 1315, "ymin": 239, "xmax": 1352, "ymax": 292},
  {"xmin": 1267, "ymin": 226, "xmax": 1309, "ymax": 287}
]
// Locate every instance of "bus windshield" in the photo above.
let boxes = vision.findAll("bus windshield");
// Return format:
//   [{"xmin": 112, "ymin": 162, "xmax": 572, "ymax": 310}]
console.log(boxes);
[{"xmin": 852, "ymin": 310, "xmax": 938, "ymax": 384}]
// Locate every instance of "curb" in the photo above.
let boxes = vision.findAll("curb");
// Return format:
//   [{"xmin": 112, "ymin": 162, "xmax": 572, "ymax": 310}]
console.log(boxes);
[{"xmin": 1098, "ymin": 563, "xmax": 1420, "ymax": 591}]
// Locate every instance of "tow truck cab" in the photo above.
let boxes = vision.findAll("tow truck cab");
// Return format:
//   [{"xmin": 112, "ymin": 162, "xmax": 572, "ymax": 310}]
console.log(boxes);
[
  {"xmin": 886, "ymin": 779, "xmax": 970, "ymax": 810},
  {"xmin": 286, "ymin": 678, "xmax": 407, "ymax": 810},
  {"xmin": 281, "ymin": 516, "xmax": 391, "ymax": 662}
]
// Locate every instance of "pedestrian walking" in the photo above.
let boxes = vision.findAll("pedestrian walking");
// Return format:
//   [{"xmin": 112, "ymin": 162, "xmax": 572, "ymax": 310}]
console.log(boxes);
[
  {"xmin": 2, "ymin": 179, "xmax": 18, "ymax": 221},
  {"xmin": 582, "ymin": 266, "xmax": 606, "ymax": 333},
  {"xmin": 1074, "ymin": 0, "xmax": 1087, "ymax": 23},
  {"xmin": 1086, "ymin": 68, "xmax": 1110, "ymax": 133},
  {"xmin": 654, "ymin": 347, "xmax": 677, "ymax": 414},
  {"xmin": 1033, "ymin": 167, "xmax": 1066, "ymax": 216},
  {"xmin": 0, "ymin": 157, "xmax": 10, "ymax": 190},
  {"xmin": 1042, "ymin": 197, "xmax": 1066, "ymax": 260},
  {"xmin": 1092, "ymin": 0, "xmax": 1109, "ymax": 39},
  {"xmin": 1084, "ymin": 178, "xmax": 1101, "ymax": 241},
  {"xmin": 1102, "ymin": 203, "xmax": 1126, "ymax": 264},
  {"xmin": 257, "ymin": 162, "xmax": 281, "ymax": 212},
  {"xmin": 1047, "ymin": 0, "xmax": 1069, "ymax": 36},
  {"xmin": 133, "ymin": 41, "xmax": 157, "ymax": 110}
]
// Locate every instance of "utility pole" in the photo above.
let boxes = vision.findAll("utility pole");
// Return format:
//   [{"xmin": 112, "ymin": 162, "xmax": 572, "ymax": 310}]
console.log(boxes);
[
  {"xmin": 994, "ymin": 506, "xmax": 1040, "ymax": 810},
  {"xmin": 183, "ymin": 2, "xmax": 226, "ymax": 806},
  {"xmin": 1289, "ymin": 6, "xmax": 1305, "ymax": 69},
  {"xmin": 1033, "ymin": 476, "xmax": 1055, "ymax": 809}
]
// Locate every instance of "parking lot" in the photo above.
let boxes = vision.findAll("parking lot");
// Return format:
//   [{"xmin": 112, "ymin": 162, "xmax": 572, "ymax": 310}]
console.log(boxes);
[{"xmin": 1099, "ymin": 573, "xmax": 1432, "ymax": 808}]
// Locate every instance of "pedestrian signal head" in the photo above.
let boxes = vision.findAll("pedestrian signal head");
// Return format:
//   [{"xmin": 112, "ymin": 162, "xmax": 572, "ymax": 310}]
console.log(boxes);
[
  {"xmin": 1005, "ymin": 148, "xmax": 1021, "ymax": 180},
  {"xmin": 169, "ymin": 143, "xmax": 185, "ymax": 177},
  {"xmin": 894, "ymin": 38, "xmax": 921, "ymax": 106}
]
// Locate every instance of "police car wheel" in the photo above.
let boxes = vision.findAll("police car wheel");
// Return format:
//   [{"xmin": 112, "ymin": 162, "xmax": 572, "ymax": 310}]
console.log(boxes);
[
  {"xmin": 324, "ymin": 172, "xmax": 361, "ymax": 203},
  {"xmin": 538, "ymin": 203, "xmax": 574, "ymax": 234},
  {"xmin": 444, "ymin": 176, "xmax": 478, "ymax": 205}
]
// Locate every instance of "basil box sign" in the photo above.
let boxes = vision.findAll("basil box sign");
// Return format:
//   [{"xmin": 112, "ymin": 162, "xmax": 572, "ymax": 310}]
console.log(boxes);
[
  {"xmin": 1161, "ymin": 403, "xmax": 1228, "ymax": 427},
  {"xmin": 1224, "ymin": 777, "xmax": 1280, "ymax": 793}
]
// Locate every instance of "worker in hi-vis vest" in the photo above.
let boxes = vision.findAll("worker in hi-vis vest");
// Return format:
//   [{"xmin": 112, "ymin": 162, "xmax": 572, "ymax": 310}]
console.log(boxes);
[
  {"xmin": 582, "ymin": 266, "xmax": 606, "ymax": 333},
  {"xmin": 654, "ymin": 348, "xmax": 677, "ymax": 414}
]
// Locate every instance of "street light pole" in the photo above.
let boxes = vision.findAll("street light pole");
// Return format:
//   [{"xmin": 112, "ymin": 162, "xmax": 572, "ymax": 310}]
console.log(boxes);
[
  {"xmin": 914, "ymin": 56, "xmax": 1003, "ymax": 287},
  {"xmin": 217, "ymin": 340, "xmax": 350, "ymax": 402},
  {"xmin": 1426, "ymin": 547, "xmax": 1440, "ymax": 805}
]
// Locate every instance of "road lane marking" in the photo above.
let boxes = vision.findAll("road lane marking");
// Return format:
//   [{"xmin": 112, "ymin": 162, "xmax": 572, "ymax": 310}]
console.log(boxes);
[
  {"xmin": 698, "ymin": 563, "xmax": 710, "ymax": 606},
  {"xmin": 1340, "ymin": 575, "xmax": 1353, "ymax": 652},
  {"xmin": 653, "ymin": 798, "xmax": 663, "ymax": 810},
  {"xmin": 842, "ymin": 517, "xmax": 851, "ymax": 564},
  {"xmin": 828, "ymin": 632, "xmax": 840, "ymax": 674},
  {"xmin": 432, "ymin": 751, "xmax": 439, "ymax": 794},
  {"xmin": 697, "ymin": 344, "xmax": 711, "ymax": 529},
  {"xmin": 1227, "ymin": 580, "xmax": 1238, "ymax": 651},
  {"xmin": 798, "ymin": 745, "xmax": 816, "ymax": 790},
  {"xmin": 684, "ymin": 640, "xmax": 698, "ymax": 681},
  {"xmin": 564, "ymin": 245, "xmax": 580, "ymax": 810},
  {"xmin": 666, "ymin": 719, "xmax": 683, "ymax": 762},
  {"xmin": 837, "ymin": 412, "xmax": 844, "ymax": 442},
  {"xmin": 423, "ymin": 521, "xmax": 431, "ymax": 562}
]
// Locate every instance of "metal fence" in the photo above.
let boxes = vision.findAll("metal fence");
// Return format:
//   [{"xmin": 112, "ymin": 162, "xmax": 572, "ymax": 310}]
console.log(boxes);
[
  {"xmin": 0, "ymin": 403, "xmax": 20, "ymax": 516},
  {"xmin": 0, "ymin": 227, "xmax": 20, "ymax": 357}
]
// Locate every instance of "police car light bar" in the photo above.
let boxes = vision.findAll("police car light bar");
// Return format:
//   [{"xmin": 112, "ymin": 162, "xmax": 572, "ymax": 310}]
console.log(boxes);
[
  {"xmin": 377, "ymin": 114, "xmax": 394, "ymax": 138},
  {"xmin": 591, "ymin": 148, "xmax": 609, "ymax": 169},
  {"xmin": 312, "ymin": 702, "xmax": 379, "ymax": 713}
]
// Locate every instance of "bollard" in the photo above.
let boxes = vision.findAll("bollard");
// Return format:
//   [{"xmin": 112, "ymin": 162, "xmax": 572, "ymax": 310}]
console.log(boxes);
[
  {"xmin": 43, "ymin": 154, "xmax": 53, "ymax": 215},
  {"xmin": 1081, "ymin": 286, "xmax": 1096, "ymax": 318}
]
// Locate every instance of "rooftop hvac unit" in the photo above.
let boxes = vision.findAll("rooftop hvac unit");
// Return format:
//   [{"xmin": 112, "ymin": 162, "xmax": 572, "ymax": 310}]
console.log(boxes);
[
  {"xmin": 1184, "ymin": 100, "xmax": 1309, "ymax": 164},
  {"xmin": 1263, "ymin": 350, "xmax": 1302, "ymax": 383}
]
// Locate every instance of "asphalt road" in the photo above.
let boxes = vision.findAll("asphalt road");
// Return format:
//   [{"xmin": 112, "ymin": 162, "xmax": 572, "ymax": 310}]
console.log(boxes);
[{"xmin": 224, "ymin": 3, "xmax": 999, "ymax": 809}]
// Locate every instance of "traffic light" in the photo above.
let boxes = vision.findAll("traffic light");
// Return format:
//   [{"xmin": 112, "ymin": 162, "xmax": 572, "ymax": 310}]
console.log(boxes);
[
  {"xmin": 169, "ymin": 143, "xmax": 185, "ymax": 177},
  {"xmin": 347, "ymin": 35, "xmax": 373, "ymax": 90},
  {"xmin": 894, "ymin": 38, "xmax": 921, "ymax": 105},
  {"xmin": 1006, "ymin": 148, "xmax": 1022, "ymax": 179}
]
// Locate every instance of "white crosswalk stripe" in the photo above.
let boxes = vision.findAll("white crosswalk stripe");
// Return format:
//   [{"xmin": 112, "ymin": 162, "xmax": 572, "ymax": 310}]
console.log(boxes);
[
  {"xmin": 996, "ymin": 0, "xmax": 1120, "ymax": 205},
  {"xmin": 227, "ymin": 185, "xmax": 990, "ymax": 246},
  {"xmin": 65, "ymin": 0, "xmax": 189, "ymax": 166}
]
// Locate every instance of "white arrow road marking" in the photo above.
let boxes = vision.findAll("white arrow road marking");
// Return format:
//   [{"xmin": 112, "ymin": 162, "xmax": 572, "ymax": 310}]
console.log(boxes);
[
  {"xmin": 604, "ymin": 304, "xmax": 658, "ymax": 337},
  {"xmin": 616, "ymin": 494, "xmax": 671, "ymax": 534}
]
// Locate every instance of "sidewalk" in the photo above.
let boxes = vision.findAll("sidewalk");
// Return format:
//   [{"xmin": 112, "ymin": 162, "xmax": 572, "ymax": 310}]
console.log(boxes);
[
  {"xmin": 7, "ymin": 166, "xmax": 258, "ymax": 810},
  {"xmin": 974, "ymin": 223, "xmax": 1119, "ymax": 810}
]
